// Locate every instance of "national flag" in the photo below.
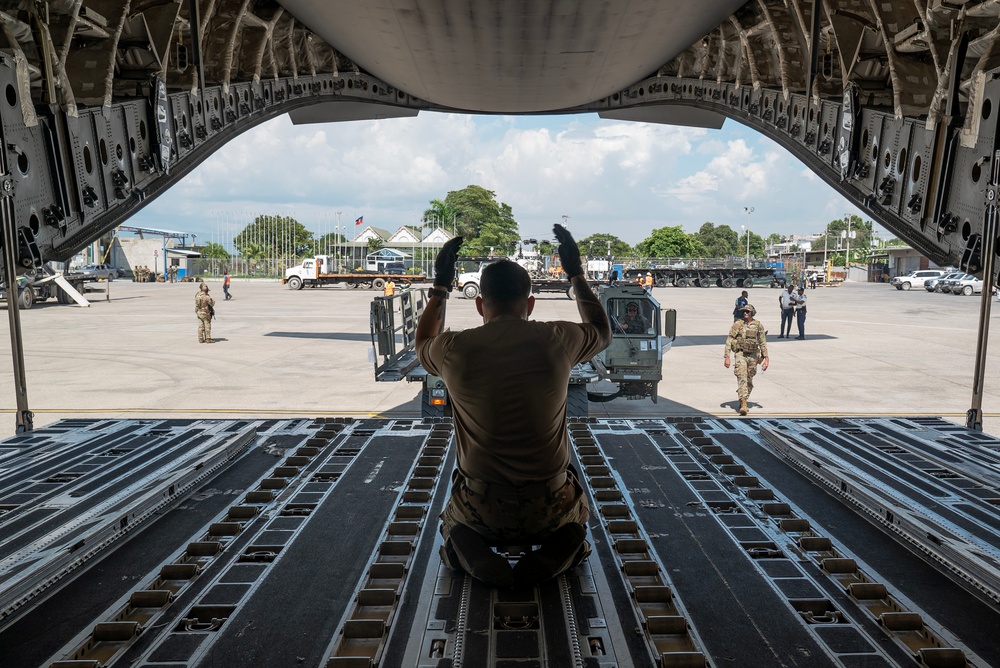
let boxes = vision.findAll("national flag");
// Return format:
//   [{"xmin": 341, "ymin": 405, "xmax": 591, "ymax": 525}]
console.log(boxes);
[{"xmin": 355, "ymin": 216, "xmax": 364, "ymax": 226}]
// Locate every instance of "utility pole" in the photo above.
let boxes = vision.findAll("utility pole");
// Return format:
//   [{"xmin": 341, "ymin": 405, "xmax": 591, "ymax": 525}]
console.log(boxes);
[
  {"xmin": 743, "ymin": 207, "xmax": 754, "ymax": 267},
  {"xmin": 823, "ymin": 221, "xmax": 829, "ymax": 281},
  {"xmin": 844, "ymin": 213, "xmax": 853, "ymax": 280},
  {"xmin": 336, "ymin": 211, "xmax": 342, "ymax": 271}
]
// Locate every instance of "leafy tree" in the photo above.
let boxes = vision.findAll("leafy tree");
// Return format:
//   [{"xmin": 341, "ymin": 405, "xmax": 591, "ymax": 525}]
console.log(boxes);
[
  {"xmin": 637, "ymin": 226, "xmax": 702, "ymax": 257},
  {"xmin": 367, "ymin": 237, "xmax": 384, "ymax": 254},
  {"xmin": 432, "ymin": 186, "xmax": 520, "ymax": 256},
  {"xmin": 815, "ymin": 214, "xmax": 872, "ymax": 254},
  {"xmin": 578, "ymin": 233, "xmax": 633, "ymax": 258},
  {"xmin": 766, "ymin": 233, "xmax": 783, "ymax": 246},
  {"xmin": 200, "ymin": 242, "xmax": 230, "ymax": 259},
  {"xmin": 308, "ymin": 232, "xmax": 347, "ymax": 257},
  {"xmin": 694, "ymin": 223, "xmax": 738, "ymax": 257},
  {"xmin": 234, "ymin": 215, "xmax": 312, "ymax": 257},
  {"xmin": 422, "ymin": 198, "xmax": 460, "ymax": 232},
  {"xmin": 241, "ymin": 242, "xmax": 268, "ymax": 260},
  {"xmin": 736, "ymin": 231, "xmax": 766, "ymax": 259}
]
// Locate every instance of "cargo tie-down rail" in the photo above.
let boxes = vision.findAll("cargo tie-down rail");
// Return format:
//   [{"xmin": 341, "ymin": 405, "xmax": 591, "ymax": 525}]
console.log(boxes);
[{"xmin": 1, "ymin": 416, "xmax": 998, "ymax": 667}]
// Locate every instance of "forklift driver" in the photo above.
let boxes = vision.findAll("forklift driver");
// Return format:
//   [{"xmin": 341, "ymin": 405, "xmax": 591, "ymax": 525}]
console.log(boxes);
[
  {"xmin": 614, "ymin": 301, "xmax": 650, "ymax": 334},
  {"xmin": 415, "ymin": 225, "xmax": 612, "ymax": 588}
]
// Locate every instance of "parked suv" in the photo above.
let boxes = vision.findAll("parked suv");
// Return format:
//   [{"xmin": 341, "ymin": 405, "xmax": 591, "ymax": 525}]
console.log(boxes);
[
  {"xmin": 925, "ymin": 271, "xmax": 963, "ymax": 292},
  {"xmin": 78, "ymin": 263, "xmax": 117, "ymax": 280},
  {"xmin": 892, "ymin": 269, "xmax": 945, "ymax": 291}
]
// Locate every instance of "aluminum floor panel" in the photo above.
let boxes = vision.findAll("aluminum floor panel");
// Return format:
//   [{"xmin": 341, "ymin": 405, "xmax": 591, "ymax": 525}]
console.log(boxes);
[
  {"xmin": 2, "ymin": 417, "xmax": 1000, "ymax": 667},
  {"xmin": 0, "ymin": 442, "xmax": 281, "ymax": 668},
  {"xmin": 595, "ymin": 430, "xmax": 841, "ymax": 667},
  {"xmin": 193, "ymin": 434, "xmax": 423, "ymax": 667},
  {"xmin": 721, "ymin": 427, "xmax": 1000, "ymax": 665}
]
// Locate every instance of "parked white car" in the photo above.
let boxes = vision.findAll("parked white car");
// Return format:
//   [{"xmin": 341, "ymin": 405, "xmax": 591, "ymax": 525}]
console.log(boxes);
[
  {"xmin": 950, "ymin": 274, "xmax": 984, "ymax": 296},
  {"xmin": 892, "ymin": 269, "xmax": 946, "ymax": 291}
]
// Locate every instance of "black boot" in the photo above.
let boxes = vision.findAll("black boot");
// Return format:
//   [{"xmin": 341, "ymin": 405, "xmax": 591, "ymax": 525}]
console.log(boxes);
[
  {"xmin": 513, "ymin": 523, "xmax": 589, "ymax": 586},
  {"xmin": 445, "ymin": 525, "xmax": 513, "ymax": 588}
]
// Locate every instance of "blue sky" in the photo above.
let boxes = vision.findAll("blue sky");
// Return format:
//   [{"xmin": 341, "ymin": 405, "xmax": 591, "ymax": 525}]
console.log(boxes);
[{"xmin": 130, "ymin": 111, "xmax": 874, "ymax": 250}]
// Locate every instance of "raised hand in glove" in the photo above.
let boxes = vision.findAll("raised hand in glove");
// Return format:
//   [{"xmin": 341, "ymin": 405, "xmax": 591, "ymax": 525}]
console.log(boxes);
[
  {"xmin": 434, "ymin": 236, "xmax": 463, "ymax": 289},
  {"xmin": 553, "ymin": 223, "xmax": 583, "ymax": 278}
]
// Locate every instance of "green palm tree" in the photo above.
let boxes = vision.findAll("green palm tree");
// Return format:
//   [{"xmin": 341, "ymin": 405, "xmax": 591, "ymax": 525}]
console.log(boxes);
[{"xmin": 423, "ymin": 199, "xmax": 458, "ymax": 231}]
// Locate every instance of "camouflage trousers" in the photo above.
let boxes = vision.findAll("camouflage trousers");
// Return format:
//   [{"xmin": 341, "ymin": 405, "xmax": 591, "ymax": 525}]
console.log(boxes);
[
  {"xmin": 732, "ymin": 351, "xmax": 759, "ymax": 400},
  {"xmin": 197, "ymin": 312, "xmax": 212, "ymax": 341},
  {"xmin": 440, "ymin": 467, "xmax": 590, "ymax": 545}
]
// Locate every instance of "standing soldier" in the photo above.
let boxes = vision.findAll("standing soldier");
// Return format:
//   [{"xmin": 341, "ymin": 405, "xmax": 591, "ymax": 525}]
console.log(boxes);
[
  {"xmin": 195, "ymin": 283, "xmax": 216, "ymax": 343},
  {"xmin": 724, "ymin": 304, "xmax": 769, "ymax": 415}
]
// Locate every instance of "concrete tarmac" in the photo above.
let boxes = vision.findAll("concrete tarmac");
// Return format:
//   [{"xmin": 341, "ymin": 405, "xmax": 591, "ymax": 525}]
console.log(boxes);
[{"xmin": 2, "ymin": 278, "xmax": 999, "ymax": 437}]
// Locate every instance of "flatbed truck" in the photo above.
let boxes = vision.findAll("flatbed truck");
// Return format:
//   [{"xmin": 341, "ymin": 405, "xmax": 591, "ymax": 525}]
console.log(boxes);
[
  {"xmin": 0, "ymin": 268, "xmax": 92, "ymax": 308},
  {"xmin": 283, "ymin": 255, "xmax": 427, "ymax": 291},
  {"xmin": 621, "ymin": 264, "xmax": 785, "ymax": 288}
]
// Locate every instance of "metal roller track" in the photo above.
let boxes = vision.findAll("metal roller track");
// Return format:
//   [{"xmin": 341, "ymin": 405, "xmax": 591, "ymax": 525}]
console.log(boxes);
[
  {"xmin": 760, "ymin": 419, "xmax": 1000, "ymax": 611},
  {"xmin": 0, "ymin": 419, "xmax": 257, "ymax": 630},
  {"xmin": 3, "ymin": 417, "xmax": 1000, "ymax": 667},
  {"xmin": 396, "ymin": 420, "xmax": 656, "ymax": 667},
  {"xmin": 44, "ymin": 419, "xmax": 355, "ymax": 668},
  {"xmin": 587, "ymin": 416, "xmax": 998, "ymax": 667}
]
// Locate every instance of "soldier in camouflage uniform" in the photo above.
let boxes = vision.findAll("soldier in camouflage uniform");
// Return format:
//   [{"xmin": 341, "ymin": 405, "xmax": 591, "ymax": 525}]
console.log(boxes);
[
  {"xmin": 724, "ymin": 304, "xmax": 769, "ymax": 415},
  {"xmin": 195, "ymin": 283, "xmax": 215, "ymax": 343}
]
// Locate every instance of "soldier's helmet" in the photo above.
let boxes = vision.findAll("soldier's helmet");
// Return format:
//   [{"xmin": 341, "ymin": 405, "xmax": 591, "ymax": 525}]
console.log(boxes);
[
  {"xmin": 200, "ymin": 283, "xmax": 209, "ymax": 292},
  {"xmin": 740, "ymin": 304, "xmax": 756, "ymax": 316}
]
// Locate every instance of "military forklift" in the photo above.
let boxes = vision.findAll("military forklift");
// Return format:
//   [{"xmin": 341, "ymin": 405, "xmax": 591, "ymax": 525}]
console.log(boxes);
[{"xmin": 369, "ymin": 284, "xmax": 675, "ymax": 417}]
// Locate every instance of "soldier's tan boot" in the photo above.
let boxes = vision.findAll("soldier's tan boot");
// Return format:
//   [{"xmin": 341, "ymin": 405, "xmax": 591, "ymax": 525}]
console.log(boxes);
[{"xmin": 739, "ymin": 398, "xmax": 748, "ymax": 415}]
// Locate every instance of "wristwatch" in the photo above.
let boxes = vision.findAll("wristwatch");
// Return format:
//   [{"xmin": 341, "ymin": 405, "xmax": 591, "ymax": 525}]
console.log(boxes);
[{"xmin": 427, "ymin": 287, "xmax": 450, "ymax": 300}]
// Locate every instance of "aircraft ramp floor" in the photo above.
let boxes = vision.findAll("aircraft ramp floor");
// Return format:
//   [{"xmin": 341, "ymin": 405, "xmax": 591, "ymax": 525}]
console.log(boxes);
[{"xmin": 1, "ymin": 416, "xmax": 998, "ymax": 667}]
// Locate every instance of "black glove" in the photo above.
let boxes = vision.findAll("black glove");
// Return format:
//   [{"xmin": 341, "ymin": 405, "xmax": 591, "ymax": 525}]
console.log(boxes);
[
  {"xmin": 553, "ymin": 224, "xmax": 583, "ymax": 278},
  {"xmin": 434, "ymin": 236, "xmax": 463, "ymax": 289}
]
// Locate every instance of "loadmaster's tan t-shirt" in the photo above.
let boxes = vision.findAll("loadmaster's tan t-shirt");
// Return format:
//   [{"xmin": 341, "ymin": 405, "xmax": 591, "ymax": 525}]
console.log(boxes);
[{"xmin": 417, "ymin": 315, "xmax": 607, "ymax": 485}]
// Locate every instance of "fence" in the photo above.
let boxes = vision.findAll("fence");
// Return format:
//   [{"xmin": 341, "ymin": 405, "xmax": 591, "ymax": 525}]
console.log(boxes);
[{"xmin": 185, "ymin": 257, "xmax": 300, "ymax": 280}]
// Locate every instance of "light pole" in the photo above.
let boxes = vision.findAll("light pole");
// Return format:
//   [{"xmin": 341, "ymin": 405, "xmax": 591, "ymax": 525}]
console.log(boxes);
[
  {"xmin": 841, "ymin": 213, "xmax": 854, "ymax": 279},
  {"xmin": 823, "ymin": 221, "xmax": 829, "ymax": 281},
  {"xmin": 743, "ymin": 207, "xmax": 754, "ymax": 267}
]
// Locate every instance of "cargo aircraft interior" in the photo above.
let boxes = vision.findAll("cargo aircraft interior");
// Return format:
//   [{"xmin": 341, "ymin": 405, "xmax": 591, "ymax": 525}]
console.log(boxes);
[{"xmin": 1, "ymin": 2, "xmax": 1000, "ymax": 666}]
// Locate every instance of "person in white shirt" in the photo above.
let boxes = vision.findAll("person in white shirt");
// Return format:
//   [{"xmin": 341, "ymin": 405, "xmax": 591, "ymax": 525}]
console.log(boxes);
[
  {"xmin": 793, "ymin": 287, "xmax": 807, "ymax": 339},
  {"xmin": 778, "ymin": 285, "xmax": 796, "ymax": 338}
]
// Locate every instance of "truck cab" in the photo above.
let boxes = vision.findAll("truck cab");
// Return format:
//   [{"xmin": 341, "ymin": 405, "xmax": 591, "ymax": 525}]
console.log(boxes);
[{"xmin": 591, "ymin": 285, "xmax": 674, "ymax": 402}]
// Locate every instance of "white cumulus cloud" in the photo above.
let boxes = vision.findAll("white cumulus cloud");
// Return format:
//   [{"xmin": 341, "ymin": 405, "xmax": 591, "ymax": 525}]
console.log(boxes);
[{"xmin": 131, "ymin": 111, "xmax": 869, "ymax": 246}]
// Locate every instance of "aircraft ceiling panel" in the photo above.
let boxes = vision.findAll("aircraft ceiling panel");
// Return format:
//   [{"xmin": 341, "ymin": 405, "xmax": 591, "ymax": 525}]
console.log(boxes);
[{"xmin": 276, "ymin": 0, "xmax": 747, "ymax": 113}]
